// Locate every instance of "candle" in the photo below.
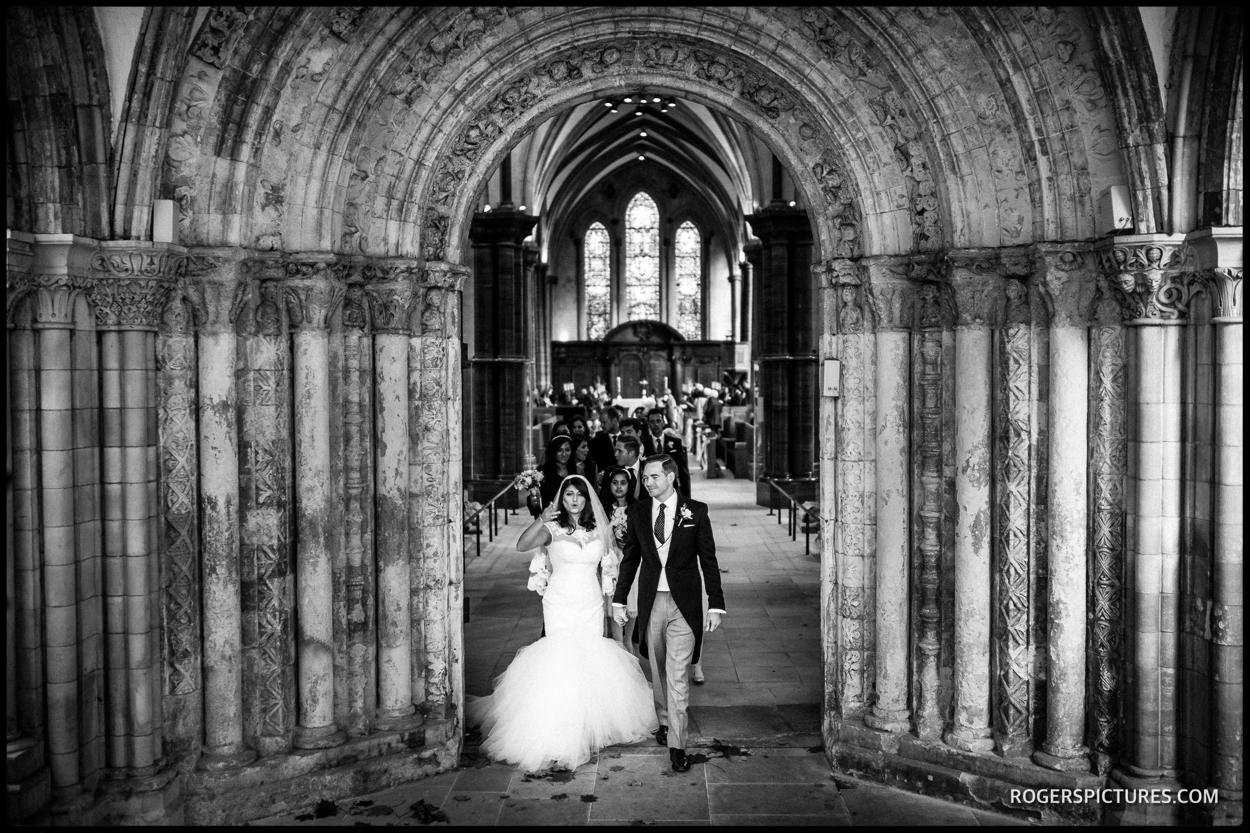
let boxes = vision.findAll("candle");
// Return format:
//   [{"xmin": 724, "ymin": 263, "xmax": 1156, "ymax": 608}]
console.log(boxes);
[
  {"xmin": 615, "ymin": 376, "xmax": 621, "ymax": 393},
  {"xmin": 663, "ymin": 375, "xmax": 669, "ymax": 392}
]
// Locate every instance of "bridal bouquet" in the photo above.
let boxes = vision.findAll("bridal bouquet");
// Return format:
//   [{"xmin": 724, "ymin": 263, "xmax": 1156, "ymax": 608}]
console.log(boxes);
[
  {"xmin": 513, "ymin": 469, "xmax": 544, "ymax": 492},
  {"xmin": 527, "ymin": 551, "xmax": 551, "ymax": 595}
]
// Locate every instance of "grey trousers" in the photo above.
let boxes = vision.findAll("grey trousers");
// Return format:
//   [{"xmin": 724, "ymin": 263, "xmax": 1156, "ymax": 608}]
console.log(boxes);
[{"xmin": 646, "ymin": 590, "xmax": 696, "ymax": 750}]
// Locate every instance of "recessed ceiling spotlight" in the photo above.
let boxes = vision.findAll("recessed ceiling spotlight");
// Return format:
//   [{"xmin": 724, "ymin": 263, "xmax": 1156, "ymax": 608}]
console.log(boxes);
[
  {"xmin": 610, "ymin": 106, "xmax": 619, "ymax": 113},
  {"xmin": 652, "ymin": 96, "xmax": 661, "ymax": 103},
  {"xmin": 638, "ymin": 155, "xmax": 646, "ymax": 161},
  {"xmin": 639, "ymin": 130, "xmax": 648, "ymax": 137},
  {"xmin": 634, "ymin": 109, "xmax": 643, "ymax": 116},
  {"xmin": 623, "ymin": 96, "xmax": 633, "ymax": 103},
  {"xmin": 603, "ymin": 101, "xmax": 612, "ymax": 108}
]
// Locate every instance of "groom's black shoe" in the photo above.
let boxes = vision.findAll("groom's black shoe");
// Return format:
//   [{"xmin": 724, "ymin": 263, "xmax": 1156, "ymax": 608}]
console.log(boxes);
[
  {"xmin": 654, "ymin": 725, "xmax": 668, "ymax": 746},
  {"xmin": 669, "ymin": 748, "xmax": 691, "ymax": 772}
]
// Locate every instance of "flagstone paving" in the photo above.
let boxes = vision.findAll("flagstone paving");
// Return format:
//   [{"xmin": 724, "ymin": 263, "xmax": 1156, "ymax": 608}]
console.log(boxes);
[{"xmin": 250, "ymin": 472, "xmax": 1030, "ymax": 827}]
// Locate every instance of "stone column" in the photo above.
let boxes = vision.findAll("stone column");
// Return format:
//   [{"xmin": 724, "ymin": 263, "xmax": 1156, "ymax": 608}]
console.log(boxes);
[
  {"xmin": 88, "ymin": 244, "xmax": 179, "ymax": 779},
  {"xmin": 190, "ymin": 254, "xmax": 258, "ymax": 769},
  {"xmin": 155, "ymin": 270, "xmax": 202, "ymax": 761},
  {"xmin": 364, "ymin": 265, "xmax": 421, "ymax": 732},
  {"xmin": 6, "ymin": 231, "xmax": 50, "ymax": 816},
  {"xmin": 1100, "ymin": 235, "xmax": 1190, "ymax": 819},
  {"xmin": 1192, "ymin": 227, "xmax": 1243, "ymax": 822},
  {"xmin": 411, "ymin": 263, "xmax": 468, "ymax": 739},
  {"xmin": 28, "ymin": 237, "xmax": 90, "ymax": 800},
  {"xmin": 285, "ymin": 264, "xmax": 347, "ymax": 750},
  {"xmin": 467, "ymin": 209, "xmax": 536, "ymax": 490},
  {"xmin": 823, "ymin": 259, "xmax": 874, "ymax": 718},
  {"xmin": 746, "ymin": 205, "xmax": 816, "ymax": 501},
  {"xmin": 944, "ymin": 250, "xmax": 998, "ymax": 753},
  {"xmin": 728, "ymin": 271, "xmax": 741, "ymax": 342},
  {"xmin": 863, "ymin": 257, "xmax": 913, "ymax": 732},
  {"xmin": 1032, "ymin": 243, "xmax": 1096, "ymax": 772}
]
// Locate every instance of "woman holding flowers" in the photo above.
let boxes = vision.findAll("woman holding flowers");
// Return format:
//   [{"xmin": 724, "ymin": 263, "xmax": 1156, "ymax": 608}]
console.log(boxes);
[
  {"xmin": 535, "ymin": 434, "xmax": 574, "ymax": 511},
  {"xmin": 468, "ymin": 474, "xmax": 656, "ymax": 772},
  {"xmin": 599, "ymin": 466, "xmax": 640, "ymax": 653}
]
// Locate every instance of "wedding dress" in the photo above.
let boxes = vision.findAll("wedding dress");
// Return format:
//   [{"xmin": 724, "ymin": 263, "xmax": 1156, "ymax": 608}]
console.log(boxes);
[{"xmin": 468, "ymin": 520, "xmax": 656, "ymax": 772}]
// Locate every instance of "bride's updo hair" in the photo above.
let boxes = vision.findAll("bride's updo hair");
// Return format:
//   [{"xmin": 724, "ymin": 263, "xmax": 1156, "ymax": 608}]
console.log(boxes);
[{"xmin": 555, "ymin": 476, "xmax": 597, "ymax": 531}]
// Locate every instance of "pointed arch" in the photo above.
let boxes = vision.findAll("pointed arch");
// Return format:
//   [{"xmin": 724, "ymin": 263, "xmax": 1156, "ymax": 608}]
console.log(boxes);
[
  {"xmin": 674, "ymin": 220, "xmax": 702, "ymax": 339},
  {"xmin": 624, "ymin": 191, "xmax": 660, "ymax": 320},
  {"xmin": 582, "ymin": 221, "xmax": 611, "ymax": 339}
]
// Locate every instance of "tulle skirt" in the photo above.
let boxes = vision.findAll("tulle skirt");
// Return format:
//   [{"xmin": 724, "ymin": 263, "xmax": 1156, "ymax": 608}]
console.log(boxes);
[{"xmin": 467, "ymin": 632, "xmax": 657, "ymax": 772}]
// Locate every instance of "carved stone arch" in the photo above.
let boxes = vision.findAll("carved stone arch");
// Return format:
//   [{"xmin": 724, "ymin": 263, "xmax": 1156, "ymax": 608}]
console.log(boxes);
[{"xmin": 409, "ymin": 37, "xmax": 871, "ymax": 270}]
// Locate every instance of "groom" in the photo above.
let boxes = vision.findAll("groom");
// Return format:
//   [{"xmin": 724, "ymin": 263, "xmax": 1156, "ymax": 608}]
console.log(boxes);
[{"xmin": 611, "ymin": 454, "xmax": 725, "ymax": 772}]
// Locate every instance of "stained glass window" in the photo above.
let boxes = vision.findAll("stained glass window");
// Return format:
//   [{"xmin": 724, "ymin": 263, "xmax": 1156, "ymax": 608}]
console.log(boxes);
[
  {"xmin": 674, "ymin": 220, "xmax": 702, "ymax": 339},
  {"xmin": 624, "ymin": 192, "xmax": 660, "ymax": 320},
  {"xmin": 583, "ymin": 222, "xmax": 611, "ymax": 339}
]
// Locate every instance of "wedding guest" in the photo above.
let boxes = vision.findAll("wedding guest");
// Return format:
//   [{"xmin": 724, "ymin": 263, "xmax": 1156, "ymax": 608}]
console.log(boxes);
[
  {"xmin": 643, "ymin": 407, "xmax": 691, "ymax": 498},
  {"xmin": 570, "ymin": 432, "xmax": 597, "ymax": 485},
  {"xmin": 590, "ymin": 406, "xmax": 622, "ymax": 476},
  {"xmin": 600, "ymin": 466, "xmax": 640, "ymax": 654},
  {"xmin": 536, "ymin": 434, "xmax": 574, "ymax": 510},
  {"xmin": 569, "ymin": 414, "xmax": 590, "ymax": 437},
  {"xmin": 613, "ymin": 435, "xmax": 644, "ymax": 499}
]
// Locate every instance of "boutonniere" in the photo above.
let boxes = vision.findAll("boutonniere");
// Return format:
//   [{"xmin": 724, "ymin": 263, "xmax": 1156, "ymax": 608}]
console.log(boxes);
[{"xmin": 678, "ymin": 505, "xmax": 694, "ymax": 523}]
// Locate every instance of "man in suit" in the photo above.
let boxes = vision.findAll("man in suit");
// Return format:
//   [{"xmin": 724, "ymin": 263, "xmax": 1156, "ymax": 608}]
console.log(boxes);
[
  {"xmin": 611, "ymin": 454, "xmax": 725, "ymax": 773},
  {"xmin": 642, "ymin": 407, "xmax": 692, "ymax": 497},
  {"xmin": 589, "ymin": 405, "xmax": 622, "ymax": 478},
  {"xmin": 613, "ymin": 435, "xmax": 644, "ymax": 499}
]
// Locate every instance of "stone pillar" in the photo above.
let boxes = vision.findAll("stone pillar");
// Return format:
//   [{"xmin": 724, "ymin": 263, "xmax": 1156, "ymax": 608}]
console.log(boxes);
[
  {"xmin": 823, "ymin": 259, "xmax": 874, "ymax": 718},
  {"xmin": 364, "ymin": 265, "xmax": 421, "ymax": 732},
  {"xmin": 1100, "ymin": 235, "xmax": 1190, "ymax": 820},
  {"xmin": 28, "ymin": 236, "xmax": 91, "ymax": 803},
  {"xmin": 728, "ymin": 271, "xmax": 741, "ymax": 342},
  {"xmin": 990, "ymin": 251, "xmax": 1039, "ymax": 758},
  {"xmin": 1191, "ymin": 226, "xmax": 1243, "ymax": 824},
  {"xmin": 88, "ymin": 244, "xmax": 179, "ymax": 780},
  {"xmin": 943, "ymin": 250, "xmax": 998, "ymax": 753},
  {"xmin": 863, "ymin": 257, "xmax": 913, "ymax": 732},
  {"xmin": 284, "ymin": 264, "xmax": 347, "ymax": 750},
  {"xmin": 910, "ymin": 277, "xmax": 954, "ymax": 740},
  {"xmin": 467, "ymin": 209, "xmax": 536, "ymax": 489},
  {"xmin": 155, "ymin": 266, "xmax": 202, "ymax": 762},
  {"xmin": 1087, "ymin": 282, "xmax": 1128, "ymax": 775},
  {"xmin": 6, "ymin": 230, "xmax": 51, "ymax": 817},
  {"xmin": 1032, "ymin": 243, "xmax": 1096, "ymax": 772},
  {"xmin": 412, "ymin": 262, "xmax": 468, "ymax": 734},
  {"xmin": 190, "ymin": 254, "xmax": 258, "ymax": 769},
  {"xmin": 746, "ymin": 206, "xmax": 816, "ymax": 500}
]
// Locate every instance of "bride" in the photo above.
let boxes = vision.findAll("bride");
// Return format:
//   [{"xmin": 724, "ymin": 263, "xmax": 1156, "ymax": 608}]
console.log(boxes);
[{"xmin": 468, "ymin": 474, "xmax": 657, "ymax": 772}]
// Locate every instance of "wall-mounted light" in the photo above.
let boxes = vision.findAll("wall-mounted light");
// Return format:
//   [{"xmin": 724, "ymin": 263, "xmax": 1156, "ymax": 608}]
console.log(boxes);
[
  {"xmin": 519, "ymin": 204, "xmax": 527, "ymax": 212},
  {"xmin": 483, "ymin": 204, "xmax": 492, "ymax": 212},
  {"xmin": 788, "ymin": 200, "xmax": 796, "ymax": 207}
]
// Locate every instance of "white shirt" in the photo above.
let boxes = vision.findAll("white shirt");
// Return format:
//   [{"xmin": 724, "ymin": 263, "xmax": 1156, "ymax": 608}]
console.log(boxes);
[{"xmin": 651, "ymin": 492, "xmax": 679, "ymax": 593}]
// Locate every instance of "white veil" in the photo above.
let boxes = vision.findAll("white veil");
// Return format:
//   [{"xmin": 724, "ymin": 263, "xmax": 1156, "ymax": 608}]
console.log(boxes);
[{"xmin": 553, "ymin": 474, "xmax": 618, "ymax": 594}]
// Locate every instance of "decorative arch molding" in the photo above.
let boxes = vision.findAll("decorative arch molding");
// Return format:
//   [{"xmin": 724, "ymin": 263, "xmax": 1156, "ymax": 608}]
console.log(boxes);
[
  {"xmin": 7, "ymin": 6, "xmax": 114, "ymax": 238},
  {"xmin": 415, "ymin": 34, "xmax": 868, "ymax": 267}
]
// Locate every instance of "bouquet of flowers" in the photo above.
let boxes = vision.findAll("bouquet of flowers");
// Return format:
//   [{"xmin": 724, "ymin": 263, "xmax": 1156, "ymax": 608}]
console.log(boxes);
[
  {"xmin": 609, "ymin": 505, "xmax": 629, "ymax": 548},
  {"xmin": 527, "ymin": 551, "xmax": 551, "ymax": 595},
  {"xmin": 513, "ymin": 469, "xmax": 544, "ymax": 492}
]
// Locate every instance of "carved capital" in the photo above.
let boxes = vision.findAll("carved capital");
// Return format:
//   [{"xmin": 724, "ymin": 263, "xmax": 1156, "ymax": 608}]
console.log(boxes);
[
  {"xmin": 1202, "ymin": 268, "xmax": 1243, "ymax": 321},
  {"xmin": 1035, "ymin": 242, "xmax": 1098, "ymax": 328},
  {"xmin": 420, "ymin": 261, "xmax": 470, "ymax": 293},
  {"xmin": 342, "ymin": 285, "xmax": 369, "ymax": 330},
  {"xmin": 364, "ymin": 281, "xmax": 415, "ymax": 334},
  {"xmin": 12, "ymin": 274, "xmax": 89, "ymax": 328},
  {"xmin": 415, "ymin": 285, "xmax": 458, "ymax": 338},
  {"xmin": 191, "ymin": 273, "xmax": 253, "ymax": 333},
  {"xmin": 1096, "ymin": 236, "xmax": 1192, "ymax": 323},
  {"xmin": 88, "ymin": 276, "xmax": 176, "ymax": 331},
  {"xmin": 820, "ymin": 258, "xmax": 861, "ymax": 288},
  {"xmin": 284, "ymin": 278, "xmax": 346, "ymax": 331},
  {"xmin": 998, "ymin": 245, "xmax": 1034, "ymax": 279},
  {"xmin": 947, "ymin": 249, "xmax": 1002, "ymax": 327},
  {"xmin": 863, "ymin": 256, "xmax": 914, "ymax": 331},
  {"xmin": 914, "ymin": 281, "xmax": 956, "ymax": 329}
]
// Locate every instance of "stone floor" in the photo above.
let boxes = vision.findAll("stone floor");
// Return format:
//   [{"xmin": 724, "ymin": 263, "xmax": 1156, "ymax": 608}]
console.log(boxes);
[{"xmin": 251, "ymin": 470, "xmax": 1029, "ymax": 827}]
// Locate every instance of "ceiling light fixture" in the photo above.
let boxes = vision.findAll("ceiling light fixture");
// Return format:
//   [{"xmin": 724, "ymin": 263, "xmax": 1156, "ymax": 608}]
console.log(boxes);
[
  {"xmin": 600, "ymin": 94, "xmax": 678, "ymax": 116},
  {"xmin": 639, "ymin": 131, "xmax": 647, "ymax": 137},
  {"xmin": 638, "ymin": 154, "xmax": 646, "ymax": 161}
]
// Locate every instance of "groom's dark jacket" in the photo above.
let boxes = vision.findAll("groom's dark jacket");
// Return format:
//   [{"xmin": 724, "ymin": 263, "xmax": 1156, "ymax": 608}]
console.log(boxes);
[{"xmin": 612, "ymin": 495, "xmax": 724, "ymax": 664}]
